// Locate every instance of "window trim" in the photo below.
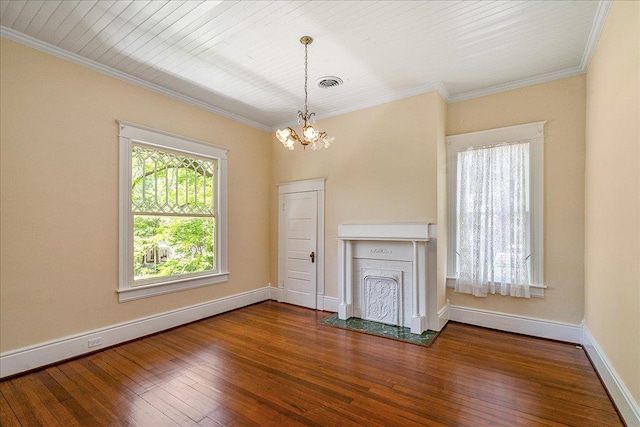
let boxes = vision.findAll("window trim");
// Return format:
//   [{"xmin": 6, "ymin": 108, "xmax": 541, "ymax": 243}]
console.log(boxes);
[
  {"xmin": 446, "ymin": 121, "xmax": 546, "ymax": 297},
  {"xmin": 118, "ymin": 121, "xmax": 228, "ymax": 302}
]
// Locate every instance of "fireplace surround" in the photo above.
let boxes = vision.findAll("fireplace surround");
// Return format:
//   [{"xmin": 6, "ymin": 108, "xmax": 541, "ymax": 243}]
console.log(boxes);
[{"xmin": 337, "ymin": 223, "xmax": 437, "ymax": 334}]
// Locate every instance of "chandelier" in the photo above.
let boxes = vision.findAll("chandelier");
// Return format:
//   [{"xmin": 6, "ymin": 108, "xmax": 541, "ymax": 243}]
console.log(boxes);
[{"xmin": 276, "ymin": 36, "xmax": 334, "ymax": 150}]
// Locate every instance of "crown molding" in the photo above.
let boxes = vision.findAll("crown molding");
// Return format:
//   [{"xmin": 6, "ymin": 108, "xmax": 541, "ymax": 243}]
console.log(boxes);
[
  {"xmin": 0, "ymin": 27, "xmax": 271, "ymax": 132},
  {"xmin": 447, "ymin": 66, "xmax": 585, "ymax": 104},
  {"xmin": 580, "ymin": 0, "xmax": 612, "ymax": 72},
  {"xmin": 434, "ymin": 81, "xmax": 451, "ymax": 102}
]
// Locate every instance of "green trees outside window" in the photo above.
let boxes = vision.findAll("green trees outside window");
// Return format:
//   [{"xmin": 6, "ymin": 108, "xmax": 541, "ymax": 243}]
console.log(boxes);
[{"xmin": 131, "ymin": 145, "xmax": 217, "ymax": 283}]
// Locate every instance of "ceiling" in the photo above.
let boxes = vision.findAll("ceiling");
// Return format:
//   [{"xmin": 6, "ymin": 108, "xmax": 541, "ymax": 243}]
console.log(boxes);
[{"xmin": 0, "ymin": 1, "xmax": 610, "ymax": 131}]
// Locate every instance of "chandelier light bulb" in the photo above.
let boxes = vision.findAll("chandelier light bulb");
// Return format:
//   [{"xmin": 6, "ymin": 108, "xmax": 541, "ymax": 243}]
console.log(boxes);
[
  {"xmin": 276, "ymin": 128, "xmax": 291, "ymax": 142},
  {"xmin": 303, "ymin": 125, "xmax": 319, "ymax": 142},
  {"xmin": 275, "ymin": 127, "xmax": 296, "ymax": 150}
]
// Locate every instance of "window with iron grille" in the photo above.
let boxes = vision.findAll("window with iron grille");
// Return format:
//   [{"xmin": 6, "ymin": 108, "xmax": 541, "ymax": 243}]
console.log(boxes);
[{"xmin": 118, "ymin": 122, "xmax": 228, "ymax": 302}]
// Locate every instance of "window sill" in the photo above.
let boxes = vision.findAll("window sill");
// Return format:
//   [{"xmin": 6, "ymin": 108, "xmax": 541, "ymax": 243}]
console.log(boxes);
[
  {"xmin": 446, "ymin": 277, "xmax": 545, "ymax": 298},
  {"xmin": 118, "ymin": 272, "xmax": 229, "ymax": 302}
]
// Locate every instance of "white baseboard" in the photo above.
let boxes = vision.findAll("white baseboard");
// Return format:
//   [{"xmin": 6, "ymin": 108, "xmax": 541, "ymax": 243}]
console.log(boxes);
[
  {"xmin": 437, "ymin": 304, "xmax": 450, "ymax": 331},
  {"xmin": 0, "ymin": 286, "xmax": 271, "ymax": 378},
  {"xmin": 582, "ymin": 326, "xmax": 640, "ymax": 426},
  {"xmin": 448, "ymin": 305, "xmax": 582, "ymax": 343},
  {"xmin": 266, "ymin": 285, "xmax": 338, "ymax": 313},
  {"xmin": 268, "ymin": 284, "xmax": 282, "ymax": 301},
  {"xmin": 322, "ymin": 296, "xmax": 339, "ymax": 312}
]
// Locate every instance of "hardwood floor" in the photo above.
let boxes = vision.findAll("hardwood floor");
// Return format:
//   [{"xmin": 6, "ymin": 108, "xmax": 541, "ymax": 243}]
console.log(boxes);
[{"xmin": 0, "ymin": 301, "xmax": 623, "ymax": 426}]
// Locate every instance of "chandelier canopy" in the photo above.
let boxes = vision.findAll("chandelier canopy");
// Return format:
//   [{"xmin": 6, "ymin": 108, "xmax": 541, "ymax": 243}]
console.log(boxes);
[{"xmin": 276, "ymin": 36, "xmax": 334, "ymax": 151}]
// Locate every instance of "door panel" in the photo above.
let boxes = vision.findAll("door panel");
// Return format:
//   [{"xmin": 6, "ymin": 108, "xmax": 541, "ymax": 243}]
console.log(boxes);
[{"xmin": 283, "ymin": 191, "xmax": 317, "ymax": 309}]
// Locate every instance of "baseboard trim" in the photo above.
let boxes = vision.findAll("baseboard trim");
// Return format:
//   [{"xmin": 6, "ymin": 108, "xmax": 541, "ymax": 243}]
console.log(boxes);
[
  {"xmin": 582, "ymin": 326, "xmax": 640, "ymax": 426},
  {"xmin": 448, "ymin": 305, "xmax": 582, "ymax": 343},
  {"xmin": 266, "ymin": 285, "xmax": 338, "ymax": 313},
  {"xmin": 0, "ymin": 286, "xmax": 271, "ymax": 378},
  {"xmin": 323, "ymin": 296, "xmax": 339, "ymax": 312},
  {"xmin": 437, "ymin": 304, "xmax": 450, "ymax": 331},
  {"xmin": 268, "ymin": 284, "xmax": 282, "ymax": 301}
]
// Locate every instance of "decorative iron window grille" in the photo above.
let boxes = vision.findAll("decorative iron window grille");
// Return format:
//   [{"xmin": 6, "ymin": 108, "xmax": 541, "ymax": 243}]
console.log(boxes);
[{"xmin": 131, "ymin": 145, "xmax": 217, "ymax": 217}]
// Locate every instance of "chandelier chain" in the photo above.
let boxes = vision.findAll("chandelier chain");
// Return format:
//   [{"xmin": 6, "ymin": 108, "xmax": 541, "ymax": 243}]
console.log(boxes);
[{"xmin": 303, "ymin": 41, "xmax": 308, "ymax": 116}]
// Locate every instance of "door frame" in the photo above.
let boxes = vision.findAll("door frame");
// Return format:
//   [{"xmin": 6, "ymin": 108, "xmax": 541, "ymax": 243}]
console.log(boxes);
[{"xmin": 278, "ymin": 178, "xmax": 325, "ymax": 310}]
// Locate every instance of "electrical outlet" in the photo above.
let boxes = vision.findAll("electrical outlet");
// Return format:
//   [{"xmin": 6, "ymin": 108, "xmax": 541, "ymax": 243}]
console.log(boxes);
[{"xmin": 88, "ymin": 337, "xmax": 103, "ymax": 349}]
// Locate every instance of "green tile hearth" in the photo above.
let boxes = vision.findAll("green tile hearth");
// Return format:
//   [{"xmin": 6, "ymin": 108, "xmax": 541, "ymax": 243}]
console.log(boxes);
[{"xmin": 320, "ymin": 314, "xmax": 438, "ymax": 347}]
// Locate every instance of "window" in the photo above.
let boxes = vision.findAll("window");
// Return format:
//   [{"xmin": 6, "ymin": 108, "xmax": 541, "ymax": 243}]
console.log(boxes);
[
  {"xmin": 447, "ymin": 121, "xmax": 545, "ymax": 298},
  {"xmin": 118, "ymin": 122, "xmax": 228, "ymax": 302}
]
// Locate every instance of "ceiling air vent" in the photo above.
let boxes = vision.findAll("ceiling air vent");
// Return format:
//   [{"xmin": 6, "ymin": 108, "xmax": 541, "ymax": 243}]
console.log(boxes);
[{"xmin": 317, "ymin": 76, "xmax": 343, "ymax": 88}]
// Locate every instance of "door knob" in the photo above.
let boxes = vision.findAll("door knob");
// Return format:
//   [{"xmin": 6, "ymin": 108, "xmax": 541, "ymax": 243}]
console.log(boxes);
[{"xmin": 310, "ymin": 252, "xmax": 315, "ymax": 263}]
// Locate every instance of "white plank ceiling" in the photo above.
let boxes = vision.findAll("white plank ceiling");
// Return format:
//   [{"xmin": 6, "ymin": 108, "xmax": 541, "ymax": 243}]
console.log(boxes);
[{"xmin": 0, "ymin": 1, "xmax": 609, "ymax": 130}]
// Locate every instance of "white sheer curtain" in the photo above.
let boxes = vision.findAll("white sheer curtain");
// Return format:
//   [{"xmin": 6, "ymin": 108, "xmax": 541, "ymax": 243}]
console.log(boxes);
[{"xmin": 455, "ymin": 141, "xmax": 530, "ymax": 298}]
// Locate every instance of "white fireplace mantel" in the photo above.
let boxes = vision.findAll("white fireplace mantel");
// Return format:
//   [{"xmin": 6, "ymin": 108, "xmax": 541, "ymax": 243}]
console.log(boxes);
[
  {"xmin": 337, "ymin": 223, "xmax": 436, "ymax": 334},
  {"xmin": 336, "ymin": 223, "xmax": 436, "ymax": 241}
]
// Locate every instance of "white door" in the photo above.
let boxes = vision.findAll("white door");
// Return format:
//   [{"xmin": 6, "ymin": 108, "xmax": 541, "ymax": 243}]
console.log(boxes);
[{"xmin": 283, "ymin": 191, "xmax": 317, "ymax": 309}]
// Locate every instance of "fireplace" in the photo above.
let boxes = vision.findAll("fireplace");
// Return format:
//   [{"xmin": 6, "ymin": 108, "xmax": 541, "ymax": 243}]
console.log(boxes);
[{"xmin": 337, "ymin": 223, "xmax": 436, "ymax": 334}]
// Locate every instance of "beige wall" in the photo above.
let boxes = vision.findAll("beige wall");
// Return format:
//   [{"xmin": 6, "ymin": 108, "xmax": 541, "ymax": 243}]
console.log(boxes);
[
  {"xmin": 0, "ymin": 38, "xmax": 271, "ymax": 352},
  {"xmin": 585, "ymin": 0, "xmax": 640, "ymax": 405},
  {"xmin": 436, "ymin": 94, "xmax": 448, "ymax": 310},
  {"xmin": 446, "ymin": 75, "xmax": 587, "ymax": 324},
  {"xmin": 270, "ymin": 91, "xmax": 447, "ymax": 306}
]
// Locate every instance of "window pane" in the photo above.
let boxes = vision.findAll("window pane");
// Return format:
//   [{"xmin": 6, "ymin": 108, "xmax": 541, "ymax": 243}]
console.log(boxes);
[
  {"xmin": 133, "ymin": 215, "xmax": 216, "ymax": 283},
  {"xmin": 131, "ymin": 145, "xmax": 216, "ymax": 216},
  {"xmin": 457, "ymin": 141, "xmax": 530, "ymax": 287}
]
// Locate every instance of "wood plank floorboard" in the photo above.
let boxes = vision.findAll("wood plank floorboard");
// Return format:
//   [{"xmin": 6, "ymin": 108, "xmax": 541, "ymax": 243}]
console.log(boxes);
[{"xmin": 0, "ymin": 301, "xmax": 623, "ymax": 426}]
